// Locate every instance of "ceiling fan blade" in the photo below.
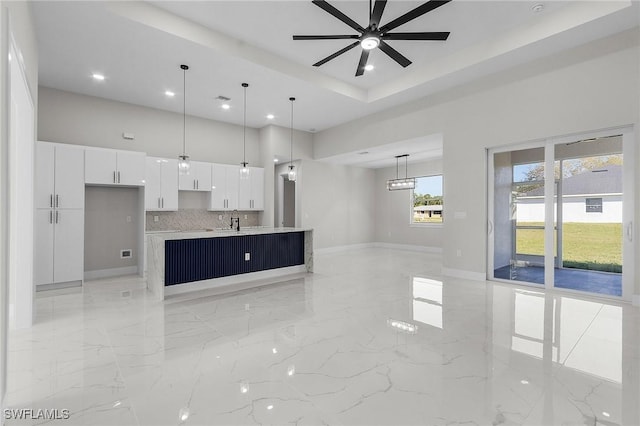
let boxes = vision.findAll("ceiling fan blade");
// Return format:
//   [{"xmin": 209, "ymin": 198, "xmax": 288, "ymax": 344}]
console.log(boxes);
[
  {"xmin": 379, "ymin": 0, "xmax": 451, "ymax": 33},
  {"xmin": 379, "ymin": 41, "xmax": 411, "ymax": 67},
  {"xmin": 294, "ymin": 35, "xmax": 360, "ymax": 40},
  {"xmin": 369, "ymin": 0, "xmax": 387, "ymax": 28},
  {"xmin": 312, "ymin": 0, "xmax": 365, "ymax": 32},
  {"xmin": 355, "ymin": 49, "xmax": 370, "ymax": 76},
  {"xmin": 384, "ymin": 32, "xmax": 450, "ymax": 41},
  {"xmin": 313, "ymin": 41, "xmax": 360, "ymax": 67}
]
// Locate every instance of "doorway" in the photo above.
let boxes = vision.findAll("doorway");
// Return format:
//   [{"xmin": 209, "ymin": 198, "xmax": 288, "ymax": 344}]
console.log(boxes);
[
  {"xmin": 488, "ymin": 129, "xmax": 634, "ymax": 300},
  {"xmin": 283, "ymin": 178, "xmax": 295, "ymax": 227}
]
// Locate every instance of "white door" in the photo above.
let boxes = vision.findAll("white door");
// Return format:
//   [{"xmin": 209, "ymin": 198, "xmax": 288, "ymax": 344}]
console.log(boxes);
[
  {"xmin": 210, "ymin": 164, "xmax": 227, "ymax": 210},
  {"xmin": 53, "ymin": 209, "xmax": 84, "ymax": 283},
  {"xmin": 34, "ymin": 209, "xmax": 54, "ymax": 286},
  {"xmin": 160, "ymin": 159, "xmax": 179, "ymax": 210},
  {"xmin": 251, "ymin": 167, "xmax": 265, "ymax": 210},
  {"xmin": 226, "ymin": 165, "xmax": 240, "ymax": 210},
  {"xmin": 144, "ymin": 157, "xmax": 162, "ymax": 210},
  {"xmin": 85, "ymin": 148, "xmax": 117, "ymax": 184},
  {"xmin": 116, "ymin": 151, "xmax": 145, "ymax": 186},
  {"xmin": 54, "ymin": 144, "xmax": 84, "ymax": 209},
  {"xmin": 35, "ymin": 142, "xmax": 55, "ymax": 209}
]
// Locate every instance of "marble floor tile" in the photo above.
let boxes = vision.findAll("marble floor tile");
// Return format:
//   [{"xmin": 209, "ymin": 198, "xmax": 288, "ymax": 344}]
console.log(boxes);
[{"xmin": 6, "ymin": 247, "xmax": 639, "ymax": 425}]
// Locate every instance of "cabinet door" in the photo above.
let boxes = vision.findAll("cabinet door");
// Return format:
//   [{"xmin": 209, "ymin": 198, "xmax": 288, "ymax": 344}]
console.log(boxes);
[
  {"xmin": 34, "ymin": 209, "xmax": 54, "ymax": 285},
  {"xmin": 238, "ymin": 168, "xmax": 252, "ymax": 210},
  {"xmin": 116, "ymin": 151, "xmax": 145, "ymax": 186},
  {"xmin": 35, "ymin": 142, "xmax": 55, "ymax": 209},
  {"xmin": 209, "ymin": 164, "xmax": 227, "ymax": 210},
  {"xmin": 144, "ymin": 157, "xmax": 162, "ymax": 210},
  {"xmin": 53, "ymin": 209, "xmax": 84, "ymax": 283},
  {"xmin": 85, "ymin": 148, "xmax": 117, "ymax": 184},
  {"xmin": 160, "ymin": 159, "xmax": 179, "ymax": 210},
  {"xmin": 178, "ymin": 163, "xmax": 197, "ymax": 191},
  {"xmin": 54, "ymin": 144, "xmax": 85, "ymax": 209},
  {"xmin": 195, "ymin": 162, "xmax": 212, "ymax": 192},
  {"xmin": 225, "ymin": 165, "xmax": 240, "ymax": 210},
  {"xmin": 251, "ymin": 167, "xmax": 264, "ymax": 210}
]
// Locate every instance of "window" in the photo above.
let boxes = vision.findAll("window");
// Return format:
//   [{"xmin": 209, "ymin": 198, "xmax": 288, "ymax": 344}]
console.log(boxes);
[
  {"xmin": 585, "ymin": 197, "xmax": 603, "ymax": 213},
  {"xmin": 411, "ymin": 175, "xmax": 443, "ymax": 224}
]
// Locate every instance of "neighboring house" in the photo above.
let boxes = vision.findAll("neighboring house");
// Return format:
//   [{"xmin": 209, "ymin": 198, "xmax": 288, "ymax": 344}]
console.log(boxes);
[
  {"xmin": 414, "ymin": 204, "xmax": 444, "ymax": 219},
  {"xmin": 517, "ymin": 165, "xmax": 622, "ymax": 223}
]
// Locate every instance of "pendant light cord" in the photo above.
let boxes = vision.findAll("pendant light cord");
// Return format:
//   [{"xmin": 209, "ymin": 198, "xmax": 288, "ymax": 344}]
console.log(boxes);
[
  {"xmin": 243, "ymin": 83, "xmax": 247, "ymax": 164},
  {"xmin": 182, "ymin": 67, "xmax": 186, "ymax": 155},
  {"xmin": 290, "ymin": 98, "xmax": 294, "ymax": 167}
]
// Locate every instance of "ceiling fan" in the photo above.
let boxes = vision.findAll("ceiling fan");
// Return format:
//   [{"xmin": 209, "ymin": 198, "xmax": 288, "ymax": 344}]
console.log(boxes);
[{"xmin": 293, "ymin": 0, "xmax": 452, "ymax": 76}]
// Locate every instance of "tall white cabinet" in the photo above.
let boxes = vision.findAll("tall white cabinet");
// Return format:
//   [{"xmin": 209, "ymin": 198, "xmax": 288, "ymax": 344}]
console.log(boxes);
[
  {"xmin": 238, "ymin": 167, "xmax": 264, "ymax": 210},
  {"xmin": 145, "ymin": 157, "xmax": 179, "ymax": 211},
  {"xmin": 34, "ymin": 142, "xmax": 85, "ymax": 287}
]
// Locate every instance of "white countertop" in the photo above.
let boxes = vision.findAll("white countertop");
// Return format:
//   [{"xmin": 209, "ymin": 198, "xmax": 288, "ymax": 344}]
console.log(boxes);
[{"xmin": 147, "ymin": 227, "xmax": 312, "ymax": 241}]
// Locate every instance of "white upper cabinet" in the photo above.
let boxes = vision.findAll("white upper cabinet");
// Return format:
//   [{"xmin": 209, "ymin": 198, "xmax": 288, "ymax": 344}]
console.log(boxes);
[
  {"xmin": 178, "ymin": 161, "xmax": 212, "ymax": 192},
  {"xmin": 35, "ymin": 142, "xmax": 84, "ymax": 209},
  {"xmin": 145, "ymin": 157, "xmax": 178, "ymax": 211},
  {"xmin": 85, "ymin": 148, "xmax": 145, "ymax": 186},
  {"xmin": 209, "ymin": 163, "xmax": 239, "ymax": 211},
  {"xmin": 238, "ymin": 167, "xmax": 264, "ymax": 211}
]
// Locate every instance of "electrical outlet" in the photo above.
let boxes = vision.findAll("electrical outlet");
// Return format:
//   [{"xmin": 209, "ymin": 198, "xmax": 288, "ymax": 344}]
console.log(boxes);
[
  {"xmin": 218, "ymin": 215, "xmax": 223, "ymax": 220},
  {"xmin": 121, "ymin": 249, "xmax": 132, "ymax": 259},
  {"xmin": 244, "ymin": 252, "xmax": 250, "ymax": 261},
  {"xmin": 153, "ymin": 216, "xmax": 159, "ymax": 222},
  {"xmin": 244, "ymin": 214, "xmax": 248, "ymax": 220}
]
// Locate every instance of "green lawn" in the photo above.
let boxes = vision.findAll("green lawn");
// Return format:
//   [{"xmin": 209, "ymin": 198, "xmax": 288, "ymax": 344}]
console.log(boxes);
[{"xmin": 516, "ymin": 222, "xmax": 622, "ymax": 273}]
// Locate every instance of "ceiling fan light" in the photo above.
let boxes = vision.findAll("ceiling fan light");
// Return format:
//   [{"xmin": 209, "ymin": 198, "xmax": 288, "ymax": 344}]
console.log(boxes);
[{"xmin": 360, "ymin": 36, "xmax": 380, "ymax": 50}]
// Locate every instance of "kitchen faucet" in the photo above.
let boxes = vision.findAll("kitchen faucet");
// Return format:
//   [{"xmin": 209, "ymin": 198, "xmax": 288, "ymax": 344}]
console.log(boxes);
[{"xmin": 230, "ymin": 210, "xmax": 240, "ymax": 232}]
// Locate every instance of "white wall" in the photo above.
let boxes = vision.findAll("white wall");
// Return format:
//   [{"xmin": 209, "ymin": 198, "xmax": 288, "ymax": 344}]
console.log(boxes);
[
  {"xmin": 1, "ymin": 0, "xmax": 38, "ymax": 416},
  {"xmin": 374, "ymin": 159, "xmax": 443, "ymax": 250},
  {"xmin": 38, "ymin": 87, "xmax": 261, "ymax": 166},
  {"xmin": 313, "ymin": 30, "xmax": 640, "ymax": 288},
  {"xmin": 518, "ymin": 195, "xmax": 622, "ymax": 223},
  {"xmin": 300, "ymin": 160, "xmax": 375, "ymax": 250}
]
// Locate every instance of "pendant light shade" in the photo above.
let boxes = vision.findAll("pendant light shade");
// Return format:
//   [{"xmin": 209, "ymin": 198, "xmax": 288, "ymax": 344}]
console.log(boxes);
[
  {"xmin": 239, "ymin": 83, "xmax": 251, "ymax": 180},
  {"xmin": 288, "ymin": 97, "xmax": 297, "ymax": 182},
  {"xmin": 178, "ymin": 64, "xmax": 190, "ymax": 175},
  {"xmin": 386, "ymin": 154, "xmax": 415, "ymax": 190}
]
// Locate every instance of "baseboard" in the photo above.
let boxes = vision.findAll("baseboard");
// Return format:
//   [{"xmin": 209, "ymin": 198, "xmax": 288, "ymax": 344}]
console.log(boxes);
[
  {"xmin": 633, "ymin": 294, "xmax": 640, "ymax": 307},
  {"xmin": 84, "ymin": 266, "xmax": 139, "ymax": 280},
  {"xmin": 314, "ymin": 243, "xmax": 375, "ymax": 254},
  {"xmin": 373, "ymin": 242, "xmax": 442, "ymax": 253},
  {"xmin": 442, "ymin": 267, "xmax": 486, "ymax": 281},
  {"xmin": 36, "ymin": 280, "xmax": 82, "ymax": 292}
]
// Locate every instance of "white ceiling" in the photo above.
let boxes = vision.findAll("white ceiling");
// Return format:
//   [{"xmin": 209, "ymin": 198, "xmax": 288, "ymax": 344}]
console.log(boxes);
[{"xmin": 32, "ymin": 0, "xmax": 638, "ymax": 167}]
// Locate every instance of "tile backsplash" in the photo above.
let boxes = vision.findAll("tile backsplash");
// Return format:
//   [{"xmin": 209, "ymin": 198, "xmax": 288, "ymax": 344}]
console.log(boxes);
[{"xmin": 146, "ymin": 209, "xmax": 259, "ymax": 232}]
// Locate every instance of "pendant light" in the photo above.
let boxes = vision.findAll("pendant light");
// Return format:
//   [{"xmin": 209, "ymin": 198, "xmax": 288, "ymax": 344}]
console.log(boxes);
[
  {"xmin": 287, "ymin": 97, "xmax": 297, "ymax": 182},
  {"xmin": 386, "ymin": 154, "xmax": 415, "ymax": 190},
  {"xmin": 177, "ymin": 64, "xmax": 191, "ymax": 175},
  {"xmin": 239, "ymin": 83, "xmax": 251, "ymax": 180}
]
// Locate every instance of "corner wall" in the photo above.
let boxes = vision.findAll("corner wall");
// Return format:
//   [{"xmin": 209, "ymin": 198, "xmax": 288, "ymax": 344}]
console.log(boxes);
[{"xmin": 374, "ymin": 159, "xmax": 443, "ymax": 250}]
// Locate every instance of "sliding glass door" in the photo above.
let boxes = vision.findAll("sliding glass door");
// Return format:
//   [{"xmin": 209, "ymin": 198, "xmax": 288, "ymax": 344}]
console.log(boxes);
[{"xmin": 488, "ymin": 128, "xmax": 634, "ymax": 301}]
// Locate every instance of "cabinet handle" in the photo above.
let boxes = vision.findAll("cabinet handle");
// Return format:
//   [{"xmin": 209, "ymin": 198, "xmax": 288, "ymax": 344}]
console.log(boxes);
[
  {"xmin": 55, "ymin": 194, "xmax": 59, "ymax": 208},
  {"xmin": 113, "ymin": 171, "xmax": 116, "ymax": 183},
  {"xmin": 55, "ymin": 211, "xmax": 59, "ymax": 224},
  {"xmin": 118, "ymin": 171, "xmax": 121, "ymax": 183},
  {"xmin": 49, "ymin": 210, "xmax": 53, "ymax": 224},
  {"xmin": 196, "ymin": 180, "xmax": 199, "ymax": 190},
  {"xmin": 193, "ymin": 180, "xmax": 196, "ymax": 190},
  {"xmin": 50, "ymin": 194, "xmax": 53, "ymax": 208},
  {"xmin": 162, "ymin": 197, "xmax": 164, "ymax": 208},
  {"xmin": 158, "ymin": 197, "xmax": 161, "ymax": 208}
]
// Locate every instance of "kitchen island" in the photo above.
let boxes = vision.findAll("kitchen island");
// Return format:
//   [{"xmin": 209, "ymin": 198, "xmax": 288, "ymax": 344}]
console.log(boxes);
[{"xmin": 146, "ymin": 228, "xmax": 313, "ymax": 300}]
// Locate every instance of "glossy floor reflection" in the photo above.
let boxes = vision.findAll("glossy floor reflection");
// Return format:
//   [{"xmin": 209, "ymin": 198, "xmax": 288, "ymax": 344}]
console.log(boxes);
[{"xmin": 6, "ymin": 248, "xmax": 640, "ymax": 425}]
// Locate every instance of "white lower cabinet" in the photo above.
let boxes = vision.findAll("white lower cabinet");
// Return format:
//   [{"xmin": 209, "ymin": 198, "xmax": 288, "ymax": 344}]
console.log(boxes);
[{"xmin": 34, "ymin": 208, "xmax": 84, "ymax": 286}]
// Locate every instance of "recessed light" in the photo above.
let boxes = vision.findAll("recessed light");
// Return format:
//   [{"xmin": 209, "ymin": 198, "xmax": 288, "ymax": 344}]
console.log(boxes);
[
  {"xmin": 272, "ymin": 347, "xmax": 278, "ymax": 354},
  {"xmin": 92, "ymin": 73, "xmax": 105, "ymax": 81},
  {"xmin": 273, "ymin": 158, "xmax": 279, "ymax": 163},
  {"xmin": 266, "ymin": 405, "xmax": 274, "ymax": 410},
  {"xmin": 602, "ymin": 412, "xmax": 611, "ymax": 418},
  {"xmin": 221, "ymin": 104, "xmax": 231, "ymax": 110},
  {"xmin": 266, "ymin": 114, "xmax": 275, "ymax": 120},
  {"xmin": 520, "ymin": 379, "xmax": 529, "ymax": 385},
  {"xmin": 364, "ymin": 64, "xmax": 374, "ymax": 71},
  {"xmin": 531, "ymin": 3, "xmax": 544, "ymax": 12},
  {"xmin": 165, "ymin": 91, "xmax": 175, "ymax": 97}
]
